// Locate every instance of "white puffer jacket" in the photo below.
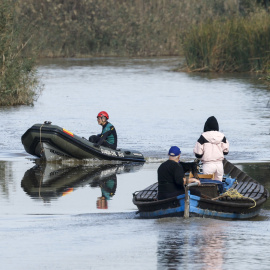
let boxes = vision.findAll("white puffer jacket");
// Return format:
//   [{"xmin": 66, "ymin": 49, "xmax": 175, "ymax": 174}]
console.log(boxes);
[{"xmin": 193, "ymin": 131, "xmax": 229, "ymax": 163}]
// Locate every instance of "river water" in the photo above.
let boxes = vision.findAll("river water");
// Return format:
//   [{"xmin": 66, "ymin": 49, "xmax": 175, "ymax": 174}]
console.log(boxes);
[{"xmin": 1, "ymin": 57, "xmax": 270, "ymax": 270}]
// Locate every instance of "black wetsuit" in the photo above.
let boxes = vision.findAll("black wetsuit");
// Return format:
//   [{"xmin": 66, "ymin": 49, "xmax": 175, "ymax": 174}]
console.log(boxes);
[{"xmin": 89, "ymin": 122, "xmax": 117, "ymax": 149}]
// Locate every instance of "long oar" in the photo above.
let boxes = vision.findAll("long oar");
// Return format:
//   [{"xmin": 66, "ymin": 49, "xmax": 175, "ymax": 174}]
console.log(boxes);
[{"xmin": 184, "ymin": 182, "xmax": 199, "ymax": 218}]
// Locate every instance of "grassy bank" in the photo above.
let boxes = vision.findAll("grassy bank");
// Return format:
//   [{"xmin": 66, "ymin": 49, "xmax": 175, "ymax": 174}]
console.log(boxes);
[
  {"xmin": 183, "ymin": 10, "xmax": 270, "ymax": 73},
  {"xmin": 0, "ymin": 0, "xmax": 41, "ymax": 106}
]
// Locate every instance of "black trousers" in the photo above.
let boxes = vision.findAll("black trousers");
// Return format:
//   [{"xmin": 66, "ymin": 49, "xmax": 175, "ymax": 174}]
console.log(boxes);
[{"xmin": 89, "ymin": 135, "xmax": 116, "ymax": 150}]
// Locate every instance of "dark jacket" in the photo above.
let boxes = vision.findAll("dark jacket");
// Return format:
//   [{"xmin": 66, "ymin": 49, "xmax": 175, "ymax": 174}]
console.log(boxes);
[{"xmin": 158, "ymin": 160, "xmax": 185, "ymax": 200}]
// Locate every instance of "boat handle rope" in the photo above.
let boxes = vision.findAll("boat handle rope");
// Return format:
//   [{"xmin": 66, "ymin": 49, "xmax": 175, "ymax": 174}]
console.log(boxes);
[
  {"xmin": 212, "ymin": 188, "xmax": 256, "ymax": 209},
  {"xmin": 39, "ymin": 124, "xmax": 45, "ymax": 155},
  {"xmin": 39, "ymin": 121, "xmax": 51, "ymax": 155}
]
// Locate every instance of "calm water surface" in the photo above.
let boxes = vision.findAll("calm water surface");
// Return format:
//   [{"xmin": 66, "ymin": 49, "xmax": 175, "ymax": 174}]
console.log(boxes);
[
  {"xmin": 1, "ymin": 57, "xmax": 270, "ymax": 270},
  {"xmin": 1, "ymin": 57, "xmax": 270, "ymax": 160}
]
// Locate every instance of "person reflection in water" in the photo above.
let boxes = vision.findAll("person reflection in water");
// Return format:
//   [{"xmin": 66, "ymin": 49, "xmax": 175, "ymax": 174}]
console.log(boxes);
[
  {"xmin": 193, "ymin": 116, "xmax": 229, "ymax": 181},
  {"xmin": 89, "ymin": 111, "xmax": 117, "ymax": 150},
  {"xmin": 96, "ymin": 177, "xmax": 117, "ymax": 209},
  {"xmin": 158, "ymin": 146, "xmax": 201, "ymax": 200}
]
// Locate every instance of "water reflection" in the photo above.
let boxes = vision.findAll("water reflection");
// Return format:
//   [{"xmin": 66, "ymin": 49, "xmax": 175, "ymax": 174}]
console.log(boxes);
[
  {"xmin": 157, "ymin": 221, "xmax": 226, "ymax": 270},
  {"xmin": 0, "ymin": 161, "xmax": 14, "ymax": 200},
  {"xmin": 21, "ymin": 162, "xmax": 144, "ymax": 208},
  {"xmin": 93, "ymin": 169, "xmax": 117, "ymax": 209}
]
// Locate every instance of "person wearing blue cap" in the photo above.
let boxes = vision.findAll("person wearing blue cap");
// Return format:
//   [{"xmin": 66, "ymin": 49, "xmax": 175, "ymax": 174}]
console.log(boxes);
[{"xmin": 158, "ymin": 146, "xmax": 201, "ymax": 200}]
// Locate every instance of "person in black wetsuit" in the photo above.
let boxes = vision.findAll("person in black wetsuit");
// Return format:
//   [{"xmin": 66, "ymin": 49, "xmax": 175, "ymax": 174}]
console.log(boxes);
[
  {"xmin": 158, "ymin": 146, "xmax": 201, "ymax": 200},
  {"xmin": 89, "ymin": 111, "xmax": 117, "ymax": 150}
]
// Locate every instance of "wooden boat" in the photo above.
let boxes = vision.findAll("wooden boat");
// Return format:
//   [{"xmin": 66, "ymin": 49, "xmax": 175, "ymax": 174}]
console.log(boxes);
[
  {"xmin": 21, "ymin": 122, "xmax": 145, "ymax": 162},
  {"xmin": 133, "ymin": 159, "xmax": 269, "ymax": 220}
]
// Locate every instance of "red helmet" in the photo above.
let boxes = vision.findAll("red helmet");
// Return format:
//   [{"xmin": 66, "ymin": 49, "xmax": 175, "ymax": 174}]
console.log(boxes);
[{"xmin": 97, "ymin": 111, "xmax": 109, "ymax": 119}]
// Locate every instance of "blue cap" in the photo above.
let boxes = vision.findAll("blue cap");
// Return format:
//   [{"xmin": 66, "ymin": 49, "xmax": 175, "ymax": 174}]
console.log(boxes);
[{"xmin": 168, "ymin": 146, "xmax": 181, "ymax": 156}]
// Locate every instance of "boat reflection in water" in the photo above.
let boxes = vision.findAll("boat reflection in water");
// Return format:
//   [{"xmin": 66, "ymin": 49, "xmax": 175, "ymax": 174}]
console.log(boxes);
[
  {"xmin": 157, "ymin": 222, "xmax": 226, "ymax": 270},
  {"xmin": 21, "ymin": 162, "xmax": 144, "ymax": 209}
]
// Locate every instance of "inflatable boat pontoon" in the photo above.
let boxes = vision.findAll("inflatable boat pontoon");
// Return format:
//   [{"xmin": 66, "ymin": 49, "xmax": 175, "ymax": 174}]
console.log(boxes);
[{"xmin": 21, "ymin": 122, "xmax": 145, "ymax": 162}]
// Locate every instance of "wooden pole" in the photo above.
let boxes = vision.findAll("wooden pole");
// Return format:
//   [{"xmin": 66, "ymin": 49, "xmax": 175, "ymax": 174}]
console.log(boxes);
[
  {"xmin": 184, "ymin": 186, "xmax": 190, "ymax": 218},
  {"xmin": 184, "ymin": 182, "xmax": 199, "ymax": 219}
]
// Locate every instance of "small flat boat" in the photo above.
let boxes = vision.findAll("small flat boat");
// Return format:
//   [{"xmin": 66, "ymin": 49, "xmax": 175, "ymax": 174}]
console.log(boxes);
[
  {"xmin": 21, "ymin": 122, "xmax": 145, "ymax": 162},
  {"xmin": 133, "ymin": 159, "xmax": 269, "ymax": 220}
]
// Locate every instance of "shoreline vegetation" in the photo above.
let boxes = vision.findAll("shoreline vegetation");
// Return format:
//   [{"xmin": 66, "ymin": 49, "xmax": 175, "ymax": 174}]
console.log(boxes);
[
  {"xmin": 183, "ymin": 11, "xmax": 270, "ymax": 73},
  {"xmin": 1, "ymin": 0, "xmax": 270, "ymax": 106},
  {"xmin": 0, "ymin": 0, "xmax": 42, "ymax": 106}
]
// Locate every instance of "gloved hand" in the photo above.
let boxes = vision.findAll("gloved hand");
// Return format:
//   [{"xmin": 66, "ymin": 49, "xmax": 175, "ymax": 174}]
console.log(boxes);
[
  {"xmin": 194, "ymin": 158, "xmax": 200, "ymax": 164},
  {"xmin": 94, "ymin": 143, "xmax": 100, "ymax": 148},
  {"xmin": 191, "ymin": 162, "xmax": 199, "ymax": 179}
]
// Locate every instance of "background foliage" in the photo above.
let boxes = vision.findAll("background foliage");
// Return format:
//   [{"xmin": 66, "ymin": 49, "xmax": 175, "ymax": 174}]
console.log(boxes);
[
  {"xmin": 183, "ymin": 9, "xmax": 270, "ymax": 72},
  {"xmin": 18, "ymin": 0, "xmax": 260, "ymax": 57},
  {"xmin": 0, "ymin": 0, "xmax": 269, "ymax": 106},
  {"xmin": 0, "ymin": 0, "xmax": 41, "ymax": 106}
]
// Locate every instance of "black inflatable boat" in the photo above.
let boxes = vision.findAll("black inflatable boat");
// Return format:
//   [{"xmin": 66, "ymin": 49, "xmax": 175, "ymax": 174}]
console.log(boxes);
[{"xmin": 21, "ymin": 122, "xmax": 145, "ymax": 162}]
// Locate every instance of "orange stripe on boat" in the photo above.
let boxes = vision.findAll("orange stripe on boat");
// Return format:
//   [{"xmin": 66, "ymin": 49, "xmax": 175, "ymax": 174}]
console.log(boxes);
[
  {"xmin": 62, "ymin": 188, "xmax": 74, "ymax": 196},
  {"xmin": 63, "ymin": 128, "xmax": 74, "ymax": 137}
]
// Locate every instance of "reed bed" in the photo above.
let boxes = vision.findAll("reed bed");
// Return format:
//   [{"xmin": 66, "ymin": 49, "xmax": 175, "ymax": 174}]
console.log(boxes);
[
  {"xmin": 0, "ymin": 0, "xmax": 41, "ymax": 106},
  {"xmin": 17, "ymin": 0, "xmax": 246, "ymax": 58},
  {"xmin": 183, "ymin": 11, "xmax": 270, "ymax": 72},
  {"xmin": 1, "ymin": 0, "xmax": 269, "ymax": 106}
]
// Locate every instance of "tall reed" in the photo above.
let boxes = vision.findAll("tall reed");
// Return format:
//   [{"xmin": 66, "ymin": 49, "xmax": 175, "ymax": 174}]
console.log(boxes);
[
  {"xmin": 17, "ymin": 0, "xmax": 253, "ymax": 58},
  {"xmin": 183, "ymin": 10, "xmax": 270, "ymax": 72},
  {"xmin": 0, "ymin": 0, "xmax": 41, "ymax": 106}
]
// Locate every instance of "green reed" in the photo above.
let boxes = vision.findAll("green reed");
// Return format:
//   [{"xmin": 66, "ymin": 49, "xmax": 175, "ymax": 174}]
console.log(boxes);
[
  {"xmin": 183, "ymin": 11, "xmax": 270, "ymax": 73},
  {"xmin": 1, "ymin": 0, "xmax": 269, "ymax": 106},
  {"xmin": 16, "ymin": 0, "xmax": 254, "ymax": 58},
  {"xmin": 0, "ymin": 0, "xmax": 41, "ymax": 106}
]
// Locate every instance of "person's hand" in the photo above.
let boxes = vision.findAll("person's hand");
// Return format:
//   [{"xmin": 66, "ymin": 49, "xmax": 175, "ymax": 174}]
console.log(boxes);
[
  {"xmin": 94, "ymin": 143, "xmax": 100, "ymax": 148},
  {"xmin": 190, "ymin": 177, "xmax": 201, "ymax": 185}
]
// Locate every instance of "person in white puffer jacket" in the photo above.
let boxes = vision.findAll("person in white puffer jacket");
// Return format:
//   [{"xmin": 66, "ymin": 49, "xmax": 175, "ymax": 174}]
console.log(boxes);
[{"xmin": 193, "ymin": 116, "xmax": 229, "ymax": 181}]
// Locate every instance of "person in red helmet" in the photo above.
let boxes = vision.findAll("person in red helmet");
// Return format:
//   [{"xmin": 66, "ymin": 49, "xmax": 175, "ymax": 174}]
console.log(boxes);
[{"xmin": 89, "ymin": 111, "xmax": 117, "ymax": 150}]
